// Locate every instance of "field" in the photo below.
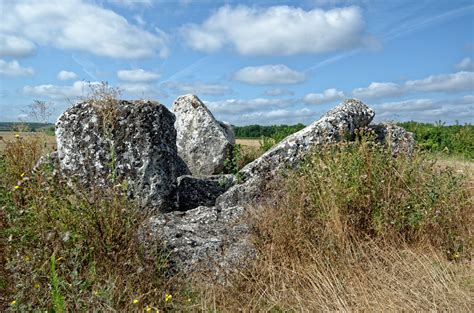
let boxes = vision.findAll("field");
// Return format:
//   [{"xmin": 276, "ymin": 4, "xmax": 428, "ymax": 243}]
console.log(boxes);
[
  {"xmin": 0, "ymin": 132, "xmax": 56, "ymax": 153},
  {"xmin": 236, "ymin": 138, "xmax": 260, "ymax": 147}
]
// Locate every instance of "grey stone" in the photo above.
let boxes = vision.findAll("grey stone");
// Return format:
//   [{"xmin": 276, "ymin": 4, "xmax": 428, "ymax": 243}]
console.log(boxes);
[
  {"xmin": 369, "ymin": 123, "xmax": 415, "ymax": 156},
  {"xmin": 143, "ymin": 205, "xmax": 254, "ymax": 278},
  {"xmin": 216, "ymin": 98, "xmax": 375, "ymax": 209},
  {"xmin": 56, "ymin": 99, "xmax": 190, "ymax": 212},
  {"xmin": 172, "ymin": 94, "xmax": 235, "ymax": 176},
  {"xmin": 143, "ymin": 99, "xmax": 377, "ymax": 276},
  {"xmin": 176, "ymin": 174, "xmax": 236, "ymax": 211}
]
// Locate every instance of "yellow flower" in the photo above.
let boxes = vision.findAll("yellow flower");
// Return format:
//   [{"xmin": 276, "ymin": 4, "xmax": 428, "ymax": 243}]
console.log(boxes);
[
  {"xmin": 20, "ymin": 172, "xmax": 25, "ymax": 177},
  {"xmin": 11, "ymin": 300, "xmax": 17, "ymax": 305},
  {"xmin": 15, "ymin": 134, "xmax": 20, "ymax": 138},
  {"xmin": 14, "ymin": 185, "xmax": 20, "ymax": 190},
  {"xmin": 165, "ymin": 293, "xmax": 172, "ymax": 302},
  {"xmin": 145, "ymin": 306, "xmax": 152, "ymax": 312},
  {"xmin": 132, "ymin": 299, "xmax": 139, "ymax": 304},
  {"xmin": 187, "ymin": 298, "xmax": 192, "ymax": 303},
  {"xmin": 34, "ymin": 283, "xmax": 40, "ymax": 289},
  {"xmin": 23, "ymin": 255, "xmax": 30, "ymax": 262}
]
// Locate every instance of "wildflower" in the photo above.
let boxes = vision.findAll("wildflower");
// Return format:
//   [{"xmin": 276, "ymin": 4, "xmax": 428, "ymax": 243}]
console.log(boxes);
[
  {"xmin": 15, "ymin": 134, "xmax": 20, "ymax": 138},
  {"xmin": 187, "ymin": 298, "xmax": 192, "ymax": 303},
  {"xmin": 14, "ymin": 185, "xmax": 20, "ymax": 190},
  {"xmin": 165, "ymin": 293, "xmax": 172, "ymax": 302},
  {"xmin": 23, "ymin": 255, "xmax": 30, "ymax": 262},
  {"xmin": 11, "ymin": 300, "xmax": 17, "ymax": 305},
  {"xmin": 145, "ymin": 306, "xmax": 152, "ymax": 312},
  {"xmin": 34, "ymin": 283, "xmax": 40, "ymax": 289},
  {"xmin": 21, "ymin": 172, "xmax": 25, "ymax": 177},
  {"xmin": 132, "ymin": 299, "xmax": 139, "ymax": 304}
]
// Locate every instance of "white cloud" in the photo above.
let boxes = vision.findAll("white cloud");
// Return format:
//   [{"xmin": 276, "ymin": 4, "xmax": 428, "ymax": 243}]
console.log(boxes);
[
  {"xmin": 264, "ymin": 88, "xmax": 294, "ymax": 97},
  {"xmin": 455, "ymin": 57, "xmax": 474, "ymax": 71},
  {"xmin": 23, "ymin": 80, "xmax": 96, "ymax": 100},
  {"xmin": 164, "ymin": 82, "xmax": 231, "ymax": 95},
  {"xmin": 0, "ymin": 59, "xmax": 34, "ymax": 76},
  {"xmin": 232, "ymin": 107, "xmax": 317, "ymax": 125},
  {"xmin": 376, "ymin": 99, "xmax": 439, "ymax": 112},
  {"xmin": 0, "ymin": 34, "xmax": 36, "ymax": 58},
  {"xmin": 303, "ymin": 88, "xmax": 345, "ymax": 104},
  {"xmin": 182, "ymin": 5, "xmax": 368, "ymax": 55},
  {"xmin": 405, "ymin": 71, "xmax": 474, "ymax": 92},
  {"xmin": 57, "ymin": 70, "xmax": 78, "ymax": 81},
  {"xmin": 234, "ymin": 64, "xmax": 306, "ymax": 85},
  {"xmin": 117, "ymin": 69, "xmax": 161, "ymax": 82},
  {"xmin": 352, "ymin": 82, "xmax": 402, "ymax": 99},
  {"xmin": 205, "ymin": 98, "xmax": 294, "ymax": 114},
  {"xmin": 1, "ymin": 0, "xmax": 169, "ymax": 59},
  {"xmin": 374, "ymin": 96, "xmax": 474, "ymax": 123}
]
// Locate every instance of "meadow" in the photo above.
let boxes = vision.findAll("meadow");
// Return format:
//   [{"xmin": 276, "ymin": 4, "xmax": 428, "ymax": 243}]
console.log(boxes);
[{"xmin": 1, "ymin": 125, "xmax": 473, "ymax": 311}]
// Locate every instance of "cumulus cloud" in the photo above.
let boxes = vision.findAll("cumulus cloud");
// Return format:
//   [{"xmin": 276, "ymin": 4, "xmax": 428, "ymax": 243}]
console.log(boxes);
[
  {"xmin": 205, "ymin": 98, "xmax": 295, "ymax": 114},
  {"xmin": 405, "ymin": 71, "xmax": 474, "ymax": 92},
  {"xmin": 234, "ymin": 64, "xmax": 305, "ymax": 85},
  {"xmin": 374, "ymin": 96, "xmax": 474, "ymax": 123},
  {"xmin": 182, "ymin": 5, "xmax": 368, "ymax": 55},
  {"xmin": 455, "ymin": 57, "xmax": 474, "ymax": 71},
  {"xmin": 303, "ymin": 88, "xmax": 345, "ymax": 104},
  {"xmin": 0, "ymin": 34, "xmax": 36, "ymax": 58},
  {"xmin": 117, "ymin": 69, "xmax": 161, "ymax": 82},
  {"xmin": 1, "ymin": 0, "xmax": 169, "ymax": 59},
  {"xmin": 264, "ymin": 88, "xmax": 294, "ymax": 97},
  {"xmin": 23, "ymin": 80, "xmax": 95, "ymax": 100},
  {"xmin": 0, "ymin": 59, "xmax": 34, "ymax": 76},
  {"xmin": 164, "ymin": 82, "xmax": 231, "ymax": 95},
  {"xmin": 57, "ymin": 70, "xmax": 78, "ymax": 81},
  {"xmin": 352, "ymin": 82, "xmax": 402, "ymax": 99}
]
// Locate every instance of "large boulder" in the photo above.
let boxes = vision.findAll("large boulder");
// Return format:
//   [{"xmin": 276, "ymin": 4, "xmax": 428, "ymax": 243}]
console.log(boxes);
[
  {"xmin": 143, "ymin": 205, "xmax": 254, "ymax": 277},
  {"xmin": 56, "ymin": 100, "xmax": 190, "ymax": 212},
  {"xmin": 172, "ymin": 95, "xmax": 235, "ymax": 176},
  {"xmin": 176, "ymin": 174, "xmax": 236, "ymax": 211},
  {"xmin": 148, "ymin": 99, "xmax": 376, "ymax": 275},
  {"xmin": 369, "ymin": 123, "xmax": 415, "ymax": 156},
  {"xmin": 217, "ymin": 98, "xmax": 375, "ymax": 209}
]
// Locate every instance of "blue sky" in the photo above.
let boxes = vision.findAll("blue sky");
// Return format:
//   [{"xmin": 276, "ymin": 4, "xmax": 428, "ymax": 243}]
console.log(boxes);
[{"xmin": 0, "ymin": 0, "xmax": 473, "ymax": 125}]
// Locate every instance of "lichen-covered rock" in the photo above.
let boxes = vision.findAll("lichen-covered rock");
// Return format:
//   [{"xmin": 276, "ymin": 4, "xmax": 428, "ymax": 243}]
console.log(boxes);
[
  {"xmin": 369, "ymin": 123, "xmax": 415, "ymax": 156},
  {"xmin": 172, "ymin": 95, "xmax": 235, "ymax": 176},
  {"xmin": 143, "ymin": 205, "xmax": 254, "ymax": 277},
  {"xmin": 176, "ymin": 174, "xmax": 236, "ymax": 211},
  {"xmin": 56, "ymin": 100, "xmax": 190, "ymax": 212},
  {"xmin": 142, "ymin": 99, "xmax": 376, "ymax": 276},
  {"xmin": 217, "ymin": 99, "xmax": 375, "ymax": 209}
]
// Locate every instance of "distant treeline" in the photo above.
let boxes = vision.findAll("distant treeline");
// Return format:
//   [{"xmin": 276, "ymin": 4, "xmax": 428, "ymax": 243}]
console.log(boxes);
[
  {"xmin": 234, "ymin": 123, "xmax": 306, "ymax": 141},
  {"xmin": 398, "ymin": 121, "xmax": 473, "ymax": 159},
  {"xmin": 0, "ymin": 122, "xmax": 54, "ymax": 132}
]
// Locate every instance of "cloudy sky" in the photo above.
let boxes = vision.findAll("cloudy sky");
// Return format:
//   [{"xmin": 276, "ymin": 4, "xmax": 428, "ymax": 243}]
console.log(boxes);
[{"xmin": 0, "ymin": 0, "xmax": 473, "ymax": 125}]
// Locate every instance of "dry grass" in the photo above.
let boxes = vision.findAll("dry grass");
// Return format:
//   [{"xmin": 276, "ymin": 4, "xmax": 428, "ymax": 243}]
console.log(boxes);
[
  {"xmin": 236, "ymin": 138, "xmax": 261, "ymax": 148},
  {"xmin": 0, "ymin": 132, "xmax": 56, "ymax": 154},
  {"xmin": 1, "ymin": 132, "xmax": 473, "ymax": 311}
]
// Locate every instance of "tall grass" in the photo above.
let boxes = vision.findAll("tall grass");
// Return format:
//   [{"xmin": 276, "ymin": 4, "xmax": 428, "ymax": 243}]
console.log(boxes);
[
  {"xmin": 1, "ymin": 132, "xmax": 472, "ymax": 311},
  {"xmin": 194, "ymin": 140, "xmax": 473, "ymax": 311}
]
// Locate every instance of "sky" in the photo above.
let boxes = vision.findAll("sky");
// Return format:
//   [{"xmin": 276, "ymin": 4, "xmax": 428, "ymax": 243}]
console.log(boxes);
[{"xmin": 0, "ymin": 0, "xmax": 473, "ymax": 125}]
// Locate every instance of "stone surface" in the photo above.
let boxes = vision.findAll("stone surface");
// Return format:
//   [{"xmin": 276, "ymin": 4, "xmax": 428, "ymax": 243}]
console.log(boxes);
[
  {"xmin": 144, "ymin": 99, "xmax": 376, "ymax": 276},
  {"xmin": 176, "ymin": 174, "xmax": 236, "ymax": 211},
  {"xmin": 216, "ymin": 98, "xmax": 375, "ymax": 209},
  {"xmin": 56, "ymin": 100, "xmax": 190, "ymax": 212},
  {"xmin": 143, "ymin": 205, "xmax": 254, "ymax": 277},
  {"xmin": 369, "ymin": 123, "xmax": 415, "ymax": 156},
  {"xmin": 172, "ymin": 95, "xmax": 235, "ymax": 176}
]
